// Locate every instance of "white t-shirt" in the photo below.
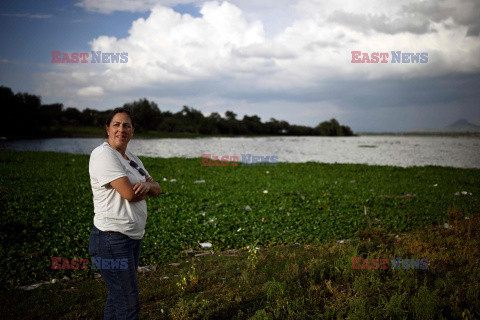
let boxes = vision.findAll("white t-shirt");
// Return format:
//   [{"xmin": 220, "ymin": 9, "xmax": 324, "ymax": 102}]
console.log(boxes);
[{"xmin": 89, "ymin": 142, "xmax": 150, "ymax": 240}]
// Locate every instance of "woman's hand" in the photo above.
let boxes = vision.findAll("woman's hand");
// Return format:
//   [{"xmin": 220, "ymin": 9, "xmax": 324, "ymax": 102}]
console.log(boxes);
[
  {"xmin": 145, "ymin": 175, "xmax": 162, "ymax": 196},
  {"xmin": 133, "ymin": 182, "xmax": 151, "ymax": 196}
]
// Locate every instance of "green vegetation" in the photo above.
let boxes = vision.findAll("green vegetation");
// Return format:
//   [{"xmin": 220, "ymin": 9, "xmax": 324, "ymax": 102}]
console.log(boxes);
[
  {"xmin": 0, "ymin": 150, "xmax": 479, "ymax": 318},
  {"xmin": 0, "ymin": 86, "xmax": 354, "ymax": 139},
  {"xmin": 1, "ymin": 213, "xmax": 479, "ymax": 319}
]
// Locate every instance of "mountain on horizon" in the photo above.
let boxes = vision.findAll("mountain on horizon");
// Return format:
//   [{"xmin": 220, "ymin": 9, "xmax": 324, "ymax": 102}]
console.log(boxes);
[{"xmin": 409, "ymin": 119, "xmax": 480, "ymax": 133}]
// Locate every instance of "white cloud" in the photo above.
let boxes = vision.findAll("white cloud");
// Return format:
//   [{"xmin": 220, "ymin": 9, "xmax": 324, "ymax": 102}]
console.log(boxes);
[
  {"xmin": 77, "ymin": 86, "xmax": 104, "ymax": 97},
  {"xmin": 38, "ymin": 0, "xmax": 480, "ymax": 131}
]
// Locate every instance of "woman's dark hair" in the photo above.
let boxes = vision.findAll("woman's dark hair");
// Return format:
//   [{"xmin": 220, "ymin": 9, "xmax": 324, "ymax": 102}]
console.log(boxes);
[
  {"xmin": 104, "ymin": 107, "xmax": 135, "ymax": 138},
  {"xmin": 105, "ymin": 107, "xmax": 135, "ymax": 127}
]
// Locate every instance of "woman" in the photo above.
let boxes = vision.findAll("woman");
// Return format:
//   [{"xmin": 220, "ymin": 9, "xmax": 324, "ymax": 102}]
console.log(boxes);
[{"xmin": 88, "ymin": 107, "xmax": 161, "ymax": 320}]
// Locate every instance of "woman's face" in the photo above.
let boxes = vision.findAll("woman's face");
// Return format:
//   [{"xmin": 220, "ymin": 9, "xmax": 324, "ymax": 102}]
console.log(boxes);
[{"xmin": 106, "ymin": 112, "xmax": 134, "ymax": 151}]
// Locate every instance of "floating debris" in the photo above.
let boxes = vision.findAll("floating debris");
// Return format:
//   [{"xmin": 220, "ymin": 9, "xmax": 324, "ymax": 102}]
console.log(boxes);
[
  {"xmin": 138, "ymin": 265, "xmax": 157, "ymax": 273},
  {"xmin": 195, "ymin": 250, "xmax": 214, "ymax": 257},
  {"xmin": 376, "ymin": 194, "xmax": 416, "ymax": 199},
  {"xmin": 455, "ymin": 191, "xmax": 472, "ymax": 196},
  {"xmin": 17, "ymin": 283, "xmax": 46, "ymax": 291}
]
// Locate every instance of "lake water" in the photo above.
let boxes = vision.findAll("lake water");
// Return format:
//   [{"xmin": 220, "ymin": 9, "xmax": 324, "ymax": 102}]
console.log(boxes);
[{"xmin": 1, "ymin": 136, "xmax": 479, "ymax": 168}]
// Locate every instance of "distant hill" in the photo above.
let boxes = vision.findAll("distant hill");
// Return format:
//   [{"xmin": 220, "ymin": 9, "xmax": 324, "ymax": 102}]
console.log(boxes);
[{"xmin": 409, "ymin": 119, "xmax": 480, "ymax": 133}]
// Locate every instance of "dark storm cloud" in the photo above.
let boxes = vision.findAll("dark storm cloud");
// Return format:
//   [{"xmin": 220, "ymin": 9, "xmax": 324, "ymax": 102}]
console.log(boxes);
[
  {"xmin": 214, "ymin": 73, "xmax": 480, "ymax": 111},
  {"xmin": 403, "ymin": 0, "xmax": 480, "ymax": 36},
  {"xmin": 327, "ymin": 10, "xmax": 433, "ymax": 35}
]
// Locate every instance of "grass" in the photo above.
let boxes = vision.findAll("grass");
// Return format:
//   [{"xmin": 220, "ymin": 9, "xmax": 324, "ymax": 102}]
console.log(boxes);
[
  {"xmin": 1, "ymin": 212, "xmax": 479, "ymax": 319},
  {"xmin": 0, "ymin": 150, "xmax": 479, "ymax": 318}
]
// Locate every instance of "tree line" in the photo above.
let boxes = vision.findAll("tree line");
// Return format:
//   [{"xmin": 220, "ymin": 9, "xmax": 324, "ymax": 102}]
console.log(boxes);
[{"xmin": 0, "ymin": 86, "xmax": 354, "ymax": 138}]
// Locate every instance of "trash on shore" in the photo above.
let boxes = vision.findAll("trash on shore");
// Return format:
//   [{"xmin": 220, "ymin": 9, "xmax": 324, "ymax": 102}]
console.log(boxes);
[{"xmin": 138, "ymin": 265, "xmax": 157, "ymax": 273}]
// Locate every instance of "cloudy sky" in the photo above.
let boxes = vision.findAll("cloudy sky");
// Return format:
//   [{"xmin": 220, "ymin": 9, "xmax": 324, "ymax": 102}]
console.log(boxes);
[{"xmin": 1, "ymin": 0, "xmax": 479, "ymax": 132}]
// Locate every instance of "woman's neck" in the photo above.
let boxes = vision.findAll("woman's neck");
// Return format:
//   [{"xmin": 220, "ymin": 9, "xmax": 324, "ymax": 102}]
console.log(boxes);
[{"xmin": 107, "ymin": 140, "xmax": 128, "ymax": 159}]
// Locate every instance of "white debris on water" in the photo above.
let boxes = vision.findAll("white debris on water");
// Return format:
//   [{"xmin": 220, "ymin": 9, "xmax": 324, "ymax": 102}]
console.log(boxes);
[
  {"xmin": 17, "ymin": 283, "xmax": 45, "ymax": 291},
  {"xmin": 455, "ymin": 191, "xmax": 472, "ymax": 196},
  {"xmin": 138, "ymin": 265, "xmax": 157, "ymax": 273}
]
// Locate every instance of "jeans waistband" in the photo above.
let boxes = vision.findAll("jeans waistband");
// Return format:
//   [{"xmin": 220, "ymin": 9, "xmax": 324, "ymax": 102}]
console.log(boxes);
[{"xmin": 91, "ymin": 225, "xmax": 123, "ymax": 236}]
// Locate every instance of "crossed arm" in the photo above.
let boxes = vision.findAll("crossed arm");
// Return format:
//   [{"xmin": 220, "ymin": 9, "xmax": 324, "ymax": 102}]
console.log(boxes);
[{"xmin": 110, "ymin": 175, "xmax": 161, "ymax": 202}]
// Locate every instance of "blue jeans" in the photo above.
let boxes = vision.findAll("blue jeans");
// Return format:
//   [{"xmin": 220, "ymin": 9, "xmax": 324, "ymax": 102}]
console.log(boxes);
[{"xmin": 89, "ymin": 225, "xmax": 142, "ymax": 320}]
